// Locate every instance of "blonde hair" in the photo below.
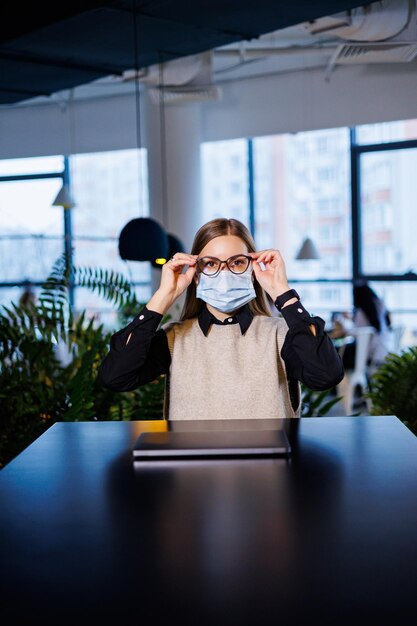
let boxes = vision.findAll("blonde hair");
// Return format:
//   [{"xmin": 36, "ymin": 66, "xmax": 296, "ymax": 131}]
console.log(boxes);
[{"xmin": 180, "ymin": 218, "xmax": 271, "ymax": 320}]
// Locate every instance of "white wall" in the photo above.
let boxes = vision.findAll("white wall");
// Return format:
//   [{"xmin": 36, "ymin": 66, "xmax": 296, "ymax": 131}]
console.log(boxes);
[
  {"xmin": 0, "ymin": 94, "xmax": 139, "ymax": 159},
  {"xmin": 201, "ymin": 62, "xmax": 417, "ymax": 141},
  {"xmin": 0, "ymin": 61, "xmax": 417, "ymax": 160}
]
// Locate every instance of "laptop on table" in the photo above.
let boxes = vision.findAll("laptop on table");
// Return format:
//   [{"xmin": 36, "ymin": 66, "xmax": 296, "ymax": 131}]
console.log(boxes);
[{"xmin": 132, "ymin": 428, "xmax": 291, "ymax": 461}]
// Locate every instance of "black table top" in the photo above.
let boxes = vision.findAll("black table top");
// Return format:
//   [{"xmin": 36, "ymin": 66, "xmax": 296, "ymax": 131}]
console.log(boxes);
[{"xmin": 1, "ymin": 415, "xmax": 416, "ymax": 626}]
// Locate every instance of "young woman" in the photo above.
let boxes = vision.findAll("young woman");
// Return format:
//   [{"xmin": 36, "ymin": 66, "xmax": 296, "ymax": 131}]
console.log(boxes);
[
  {"xmin": 99, "ymin": 218, "xmax": 344, "ymax": 420},
  {"xmin": 352, "ymin": 283, "xmax": 392, "ymax": 370}
]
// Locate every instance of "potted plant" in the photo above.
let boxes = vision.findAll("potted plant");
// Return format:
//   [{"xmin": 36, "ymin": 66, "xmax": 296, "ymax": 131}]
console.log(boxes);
[
  {"xmin": 0, "ymin": 254, "xmax": 167, "ymax": 468},
  {"xmin": 366, "ymin": 348, "xmax": 417, "ymax": 436}
]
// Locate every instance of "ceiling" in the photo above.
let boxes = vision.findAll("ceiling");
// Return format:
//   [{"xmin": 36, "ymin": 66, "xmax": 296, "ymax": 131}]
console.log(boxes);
[{"xmin": 1, "ymin": 0, "xmax": 371, "ymax": 105}]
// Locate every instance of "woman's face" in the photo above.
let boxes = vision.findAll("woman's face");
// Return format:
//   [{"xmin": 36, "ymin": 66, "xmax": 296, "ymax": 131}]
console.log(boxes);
[{"xmin": 195, "ymin": 235, "xmax": 249, "ymax": 282}]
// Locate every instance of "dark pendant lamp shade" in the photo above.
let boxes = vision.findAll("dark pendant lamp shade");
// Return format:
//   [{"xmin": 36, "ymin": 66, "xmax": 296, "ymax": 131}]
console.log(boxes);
[
  {"xmin": 118, "ymin": 217, "xmax": 169, "ymax": 262},
  {"xmin": 151, "ymin": 232, "xmax": 185, "ymax": 268}
]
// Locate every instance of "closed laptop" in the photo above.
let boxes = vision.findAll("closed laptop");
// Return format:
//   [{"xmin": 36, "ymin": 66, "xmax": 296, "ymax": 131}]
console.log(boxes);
[{"xmin": 132, "ymin": 429, "xmax": 291, "ymax": 460}]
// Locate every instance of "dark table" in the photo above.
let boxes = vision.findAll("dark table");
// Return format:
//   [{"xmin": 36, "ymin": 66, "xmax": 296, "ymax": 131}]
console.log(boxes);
[{"xmin": 1, "ymin": 415, "xmax": 416, "ymax": 626}]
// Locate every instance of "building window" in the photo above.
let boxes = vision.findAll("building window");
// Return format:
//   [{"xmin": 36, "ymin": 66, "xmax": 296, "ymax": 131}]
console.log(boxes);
[
  {"xmin": 359, "ymin": 147, "xmax": 417, "ymax": 276},
  {"xmin": 0, "ymin": 156, "xmax": 64, "ymax": 297},
  {"xmin": 0, "ymin": 150, "xmax": 151, "ymax": 329},
  {"xmin": 201, "ymin": 139, "xmax": 249, "ymax": 225}
]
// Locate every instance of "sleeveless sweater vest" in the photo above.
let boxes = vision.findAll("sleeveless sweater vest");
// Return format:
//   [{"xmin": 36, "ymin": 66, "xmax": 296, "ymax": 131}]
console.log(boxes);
[{"xmin": 163, "ymin": 315, "xmax": 300, "ymax": 421}]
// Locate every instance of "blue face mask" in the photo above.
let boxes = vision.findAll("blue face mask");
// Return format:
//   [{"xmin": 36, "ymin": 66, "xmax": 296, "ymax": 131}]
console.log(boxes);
[{"xmin": 196, "ymin": 270, "xmax": 256, "ymax": 313}]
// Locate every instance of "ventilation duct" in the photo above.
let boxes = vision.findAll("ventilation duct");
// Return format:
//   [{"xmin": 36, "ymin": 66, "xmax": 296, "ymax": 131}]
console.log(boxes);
[
  {"xmin": 302, "ymin": 0, "xmax": 413, "ymax": 42},
  {"xmin": 329, "ymin": 41, "xmax": 417, "ymax": 64}
]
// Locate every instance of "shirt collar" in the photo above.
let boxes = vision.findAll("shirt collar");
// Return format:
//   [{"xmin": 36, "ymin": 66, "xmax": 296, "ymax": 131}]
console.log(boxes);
[{"xmin": 198, "ymin": 303, "xmax": 253, "ymax": 336}]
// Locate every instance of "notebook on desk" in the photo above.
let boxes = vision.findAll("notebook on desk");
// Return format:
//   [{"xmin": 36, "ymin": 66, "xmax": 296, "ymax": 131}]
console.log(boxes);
[{"xmin": 132, "ymin": 429, "xmax": 291, "ymax": 461}]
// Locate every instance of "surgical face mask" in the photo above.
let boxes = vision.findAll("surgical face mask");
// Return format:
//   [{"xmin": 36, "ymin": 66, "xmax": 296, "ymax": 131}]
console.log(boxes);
[{"xmin": 196, "ymin": 269, "xmax": 256, "ymax": 313}]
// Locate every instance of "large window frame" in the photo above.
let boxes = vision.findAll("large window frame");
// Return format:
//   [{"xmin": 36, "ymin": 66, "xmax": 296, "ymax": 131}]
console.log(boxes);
[
  {"xmin": 350, "ymin": 128, "xmax": 417, "ymax": 285},
  {"xmin": 0, "ymin": 158, "xmax": 69, "ymax": 292},
  {"xmin": 2, "ymin": 123, "xmax": 417, "ymax": 323},
  {"xmin": 0, "ymin": 152, "xmax": 152, "ymax": 317},
  {"xmin": 244, "ymin": 128, "xmax": 417, "ymax": 293}
]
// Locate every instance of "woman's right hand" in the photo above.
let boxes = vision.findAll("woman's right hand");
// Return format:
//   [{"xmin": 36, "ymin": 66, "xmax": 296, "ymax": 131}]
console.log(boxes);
[{"xmin": 147, "ymin": 253, "xmax": 198, "ymax": 315}]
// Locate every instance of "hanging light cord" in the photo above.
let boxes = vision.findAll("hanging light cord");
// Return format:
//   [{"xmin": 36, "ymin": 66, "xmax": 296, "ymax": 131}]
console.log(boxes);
[
  {"xmin": 158, "ymin": 52, "xmax": 169, "ymax": 229},
  {"xmin": 68, "ymin": 88, "xmax": 75, "ymax": 158},
  {"xmin": 133, "ymin": 0, "xmax": 146, "ymax": 216}
]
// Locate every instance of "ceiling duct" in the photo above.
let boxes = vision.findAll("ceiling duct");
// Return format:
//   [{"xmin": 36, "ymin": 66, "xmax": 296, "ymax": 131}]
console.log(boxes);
[
  {"xmin": 303, "ymin": 0, "xmax": 413, "ymax": 42},
  {"xmin": 147, "ymin": 84, "xmax": 221, "ymax": 104},
  {"xmin": 121, "ymin": 51, "xmax": 222, "ymax": 104},
  {"xmin": 320, "ymin": 0, "xmax": 417, "ymax": 77},
  {"xmin": 329, "ymin": 41, "xmax": 417, "ymax": 64}
]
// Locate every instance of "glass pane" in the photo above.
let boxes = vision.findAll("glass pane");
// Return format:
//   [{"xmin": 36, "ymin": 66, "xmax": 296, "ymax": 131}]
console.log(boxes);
[
  {"xmin": 291, "ymin": 282, "xmax": 352, "ymax": 328},
  {"xmin": 201, "ymin": 139, "xmax": 249, "ymax": 226},
  {"xmin": 0, "ymin": 178, "xmax": 63, "ymax": 235},
  {"xmin": 368, "ymin": 281, "xmax": 417, "ymax": 350},
  {"xmin": 70, "ymin": 149, "xmax": 149, "ymax": 238},
  {"xmin": 253, "ymin": 128, "xmax": 351, "ymax": 279},
  {"xmin": 356, "ymin": 118, "xmax": 417, "ymax": 145},
  {"xmin": 0, "ymin": 156, "xmax": 64, "ymax": 176},
  {"xmin": 360, "ymin": 148, "xmax": 417, "ymax": 275},
  {"xmin": 0, "ymin": 236, "xmax": 64, "ymax": 282},
  {"xmin": 74, "ymin": 284, "xmax": 152, "ymax": 331},
  {"xmin": 0, "ymin": 286, "xmax": 41, "ymax": 310},
  {"xmin": 72, "ymin": 239, "xmax": 151, "ymax": 285}
]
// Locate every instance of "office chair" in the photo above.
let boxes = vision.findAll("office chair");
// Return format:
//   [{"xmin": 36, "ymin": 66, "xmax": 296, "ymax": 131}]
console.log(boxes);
[
  {"xmin": 390, "ymin": 325, "xmax": 404, "ymax": 354},
  {"xmin": 337, "ymin": 326, "xmax": 375, "ymax": 415}
]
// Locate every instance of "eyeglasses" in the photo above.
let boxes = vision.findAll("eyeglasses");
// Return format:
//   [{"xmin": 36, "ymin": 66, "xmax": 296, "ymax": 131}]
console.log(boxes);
[{"xmin": 196, "ymin": 254, "xmax": 252, "ymax": 277}]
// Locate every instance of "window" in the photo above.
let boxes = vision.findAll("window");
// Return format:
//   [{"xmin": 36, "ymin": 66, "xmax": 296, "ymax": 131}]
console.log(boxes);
[
  {"xmin": 291, "ymin": 282, "xmax": 352, "ymax": 324},
  {"xmin": 201, "ymin": 139, "xmax": 249, "ymax": 225},
  {"xmin": 0, "ymin": 157, "xmax": 64, "ymax": 295},
  {"xmin": 356, "ymin": 118, "xmax": 417, "ymax": 145},
  {"xmin": 71, "ymin": 149, "xmax": 151, "ymax": 322},
  {"xmin": 252, "ymin": 128, "xmax": 351, "ymax": 282},
  {"xmin": 248, "ymin": 120, "xmax": 417, "ymax": 332},
  {"xmin": 368, "ymin": 282, "xmax": 417, "ymax": 349},
  {"xmin": 318, "ymin": 166, "xmax": 338, "ymax": 182},
  {"xmin": 0, "ymin": 150, "xmax": 151, "ymax": 329},
  {"xmin": 3, "ymin": 118, "xmax": 417, "ymax": 339},
  {"xmin": 359, "ymin": 148, "xmax": 417, "ymax": 276},
  {"xmin": 0, "ymin": 156, "xmax": 64, "ymax": 176}
]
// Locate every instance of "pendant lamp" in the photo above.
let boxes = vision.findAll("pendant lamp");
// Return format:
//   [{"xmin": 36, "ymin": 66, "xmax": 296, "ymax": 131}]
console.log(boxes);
[
  {"xmin": 151, "ymin": 232, "xmax": 185, "ymax": 268},
  {"xmin": 117, "ymin": 2, "xmax": 171, "ymax": 265},
  {"xmin": 52, "ymin": 183, "xmax": 76, "ymax": 209},
  {"xmin": 52, "ymin": 90, "xmax": 76, "ymax": 209},
  {"xmin": 295, "ymin": 237, "xmax": 320, "ymax": 260},
  {"xmin": 119, "ymin": 217, "xmax": 168, "ymax": 262}
]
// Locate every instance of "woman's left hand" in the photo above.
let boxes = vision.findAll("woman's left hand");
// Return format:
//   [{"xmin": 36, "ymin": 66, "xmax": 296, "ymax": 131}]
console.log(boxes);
[{"xmin": 249, "ymin": 249, "xmax": 291, "ymax": 301}]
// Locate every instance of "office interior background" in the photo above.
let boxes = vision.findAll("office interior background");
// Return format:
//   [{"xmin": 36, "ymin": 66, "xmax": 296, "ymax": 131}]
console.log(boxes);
[{"xmin": 1, "ymin": 0, "xmax": 417, "ymax": 344}]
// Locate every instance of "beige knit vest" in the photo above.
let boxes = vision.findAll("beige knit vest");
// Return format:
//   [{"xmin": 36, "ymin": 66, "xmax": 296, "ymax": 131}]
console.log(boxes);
[{"xmin": 163, "ymin": 315, "xmax": 300, "ymax": 421}]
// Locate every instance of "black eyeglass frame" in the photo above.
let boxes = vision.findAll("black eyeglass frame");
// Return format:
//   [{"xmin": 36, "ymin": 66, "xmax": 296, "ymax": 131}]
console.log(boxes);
[{"xmin": 196, "ymin": 254, "xmax": 253, "ymax": 277}]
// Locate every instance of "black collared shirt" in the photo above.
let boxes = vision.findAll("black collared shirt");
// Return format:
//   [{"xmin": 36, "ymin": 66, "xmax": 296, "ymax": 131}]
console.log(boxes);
[
  {"xmin": 198, "ymin": 303, "xmax": 253, "ymax": 336},
  {"xmin": 99, "ymin": 299, "xmax": 344, "ymax": 393}
]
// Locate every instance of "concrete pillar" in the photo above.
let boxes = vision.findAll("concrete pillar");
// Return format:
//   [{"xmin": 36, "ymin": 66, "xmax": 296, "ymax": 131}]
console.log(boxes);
[{"xmin": 142, "ymin": 88, "xmax": 203, "ymax": 308}]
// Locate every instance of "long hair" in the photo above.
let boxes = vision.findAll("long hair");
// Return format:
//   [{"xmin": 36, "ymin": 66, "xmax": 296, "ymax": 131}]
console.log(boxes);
[
  {"xmin": 180, "ymin": 218, "xmax": 271, "ymax": 320},
  {"xmin": 353, "ymin": 284, "xmax": 382, "ymax": 333}
]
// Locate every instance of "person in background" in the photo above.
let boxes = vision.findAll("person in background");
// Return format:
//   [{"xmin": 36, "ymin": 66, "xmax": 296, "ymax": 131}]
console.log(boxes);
[
  {"xmin": 99, "ymin": 217, "xmax": 344, "ymax": 421},
  {"xmin": 18, "ymin": 280, "xmax": 36, "ymax": 307},
  {"xmin": 352, "ymin": 283, "xmax": 392, "ymax": 370},
  {"xmin": 340, "ymin": 283, "xmax": 392, "ymax": 372}
]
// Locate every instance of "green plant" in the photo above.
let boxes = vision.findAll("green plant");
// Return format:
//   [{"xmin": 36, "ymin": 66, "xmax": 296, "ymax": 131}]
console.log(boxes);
[
  {"xmin": 0, "ymin": 255, "xmax": 168, "ymax": 468},
  {"xmin": 366, "ymin": 348, "xmax": 417, "ymax": 436},
  {"xmin": 300, "ymin": 384, "xmax": 342, "ymax": 417}
]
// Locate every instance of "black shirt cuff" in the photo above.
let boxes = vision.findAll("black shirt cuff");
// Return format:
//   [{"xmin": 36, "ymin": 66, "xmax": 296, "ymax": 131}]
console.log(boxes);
[
  {"xmin": 110, "ymin": 306, "xmax": 163, "ymax": 349},
  {"xmin": 277, "ymin": 300, "xmax": 314, "ymax": 328},
  {"xmin": 131, "ymin": 306, "xmax": 163, "ymax": 328}
]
